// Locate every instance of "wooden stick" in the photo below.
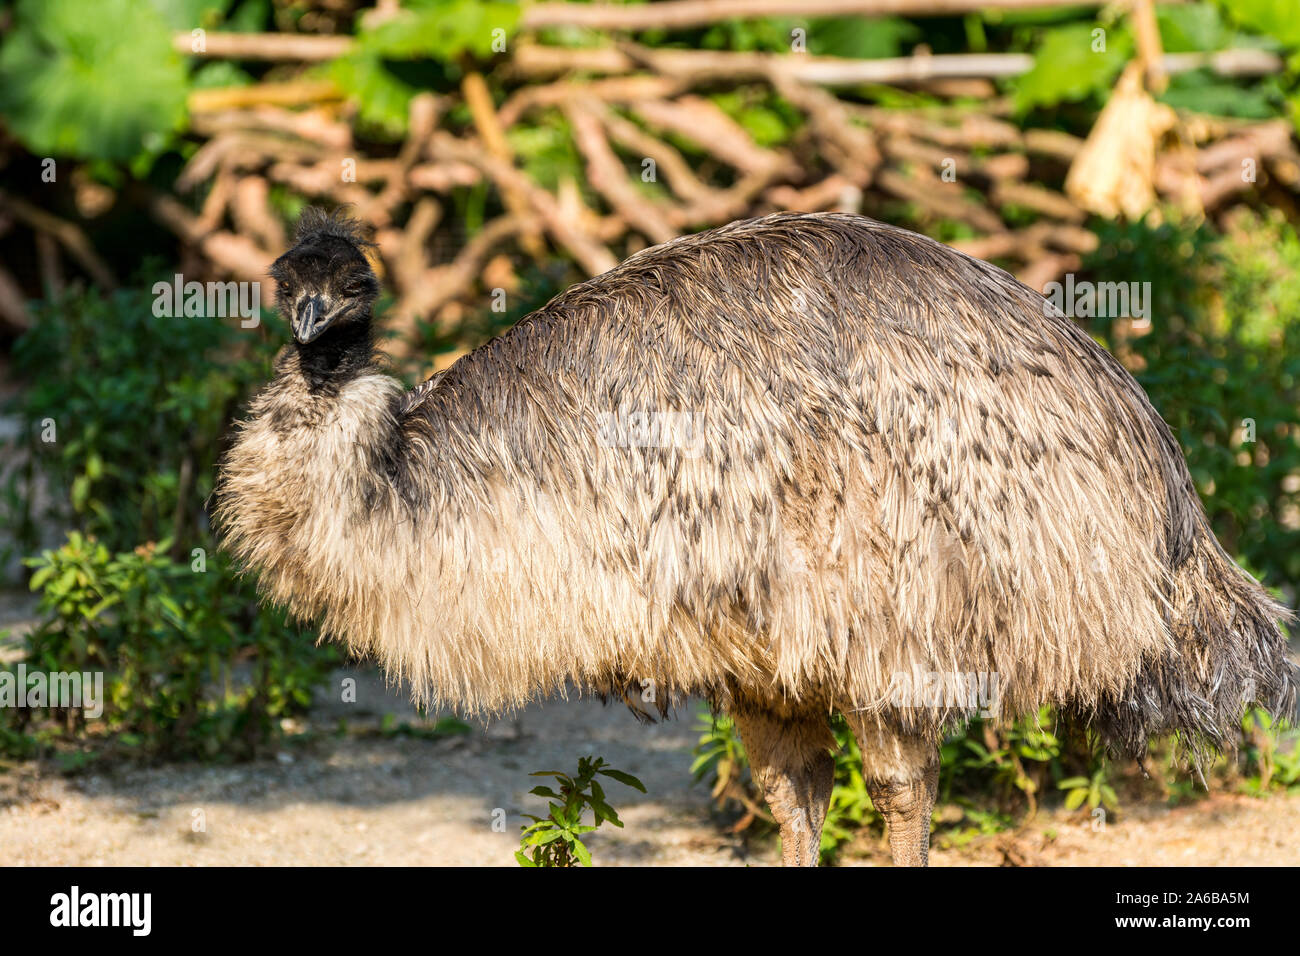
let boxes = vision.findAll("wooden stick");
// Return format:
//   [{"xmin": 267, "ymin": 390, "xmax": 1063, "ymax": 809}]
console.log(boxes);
[
  {"xmin": 148, "ymin": 192, "xmax": 273, "ymax": 282},
  {"xmin": 463, "ymin": 72, "xmax": 546, "ymax": 258},
  {"xmin": 174, "ymin": 2, "xmax": 1163, "ymax": 56},
  {"xmin": 388, "ymin": 214, "xmax": 530, "ymax": 352},
  {"xmin": 850, "ymin": 107, "xmax": 1021, "ymax": 150},
  {"xmin": 190, "ymin": 106, "xmax": 353, "ymax": 150},
  {"xmin": 1023, "ymin": 128, "xmax": 1085, "ymax": 162},
  {"xmin": 950, "ymin": 222, "xmax": 1097, "ymax": 260},
  {"xmin": 991, "ymin": 181, "xmax": 1087, "ymax": 223},
  {"xmin": 231, "ymin": 176, "xmax": 287, "ymax": 252},
  {"xmin": 767, "ymin": 175, "xmax": 861, "ymax": 212},
  {"xmin": 882, "ymin": 137, "xmax": 1029, "ymax": 181},
  {"xmin": 172, "ymin": 32, "xmax": 352, "ymax": 61},
  {"xmin": 596, "ymin": 108, "xmax": 713, "ymax": 204},
  {"xmin": 515, "ymin": 44, "xmax": 1036, "ymax": 83},
  {"xmin": 187, "ymin": 81, "xmax": 342, "ymax": 112},
  {"xmin": 498, "ymin": 76, "xmax": 685, "ymax": 129},
  {"xmin": 673, "ymin": 169, "xmax": 785, "ymax": 227},
  {"xmin": 514, "ymin": 43, "xmax": 1280, "ymax": 85},
  {"xmin": 632, "ymin": 96, "xmax": 791, "ymax": 177},
  {"xmin": 876, "ymin": 168, "xmax": 1005, "ymax": 233},
  {"xmin": 1131, "ymin": 0, "xmax": 1167, "ymax": 92},
  {"xmin": 773, "ymin": 78, "xmax": 881, "ymax": 186},
  {"xmin": 390, "ymin": 197, "xmax": 443, "ymax": 294},
  {"xmin": 408, "ymin": 162, "xmax": 483, "ymax": 192}
]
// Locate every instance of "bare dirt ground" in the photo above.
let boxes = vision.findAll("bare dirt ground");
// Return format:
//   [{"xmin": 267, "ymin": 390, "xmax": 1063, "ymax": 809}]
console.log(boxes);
[{"xmin": 2, "ymin": 595, "xmax": 1297, "ymax": 867}]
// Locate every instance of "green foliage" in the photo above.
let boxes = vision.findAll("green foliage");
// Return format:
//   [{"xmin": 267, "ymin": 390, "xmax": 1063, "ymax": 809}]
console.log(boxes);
[
  {"xmin": 1217, "ymin": 0, "xmax": 1300, "ymax": 47},
  {"xmin": 1057, "ymin": 764, "xmax": 1119, "ymax": 812},
  {"xmin": 1014, "ymin": 23, "xmax": 1133, "ymax": 112},
  {"xmin": 506, "ymin": 114, "xmax": 583, "ymax": 191},
  {"xmin": 329, "ymin": 0, "xmax": 520, "ymax": 136},
  {"xmin": 0, "ymin": 0, "xmax": 191, "ymax": 162},
  {"xmin": 808, "ymin": 17, "xmax": 921, "ymax": 60},
  {"xmin": 941, "ymin": 708, "xmax": 1072, "ymax": 811},
  {"xmin": 1083, "ymin": 212, "xmax": 1300, "ymax": 589},
  {"xmin": 4, "ymin": 287, "xmax": 266, "ymax": 554},
  {"xmin": 376, "ymin": 711, "xmax": 472, "ymax": 739},
  {"xmin": 709, "ymin": 90, "xmax": 803, "ymax": 148},
  {"xmin": 690, "ymin": 708, "xmax": 749, "ymax": 802},
  {"xmin": 1211, "ymin": 0, "xmax": 1300, "ymax": 127},
  {"xmin": 1158, "ymin": 3, "xmax": 1229, "ymax": 52},
  {"xmin": 693, "ymin": 704, "xmax": 1114, "ymax": 859},
  {"xmin": 516, "ymin": 756, "xmax": 646, "ymax": 867},
  {"xmin": 1238, "ymin": 708, "xmax": 1300, "ymax": 793},
  {"xmin": 819, "ymin": 716, "xmax": 879, "ymax": 863},
  {"xmin": 6, "ymin": 532, "xmax": 336, "ymax": 760},
  {"xmin": 1159, "ymin": 71, "xmax": 1281, "ymax": 118},
  {"xmin": 697, "ymin": 16, "xmax": 919, "ymax": 59},
  {"xmin": 1, "ymin": 286, "xmax": 338, "ymax": 760}
]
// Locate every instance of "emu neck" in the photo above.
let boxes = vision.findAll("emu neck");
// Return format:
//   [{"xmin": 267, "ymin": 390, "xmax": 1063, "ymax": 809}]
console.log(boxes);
[{"xmin": 292, "ymin": 318, "xmax": 376, "ymax": 393}]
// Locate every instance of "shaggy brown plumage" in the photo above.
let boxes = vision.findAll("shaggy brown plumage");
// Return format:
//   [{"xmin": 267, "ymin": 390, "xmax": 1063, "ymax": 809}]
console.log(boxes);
[{"xmin": 217, "ymin": 210, "xmax": 1296, "ymax": 866}]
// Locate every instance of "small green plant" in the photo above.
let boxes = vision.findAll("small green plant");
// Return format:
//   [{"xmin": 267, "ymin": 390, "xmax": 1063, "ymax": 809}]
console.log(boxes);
[
  {"xmin": 691, "ymin": 707, "xmax": 878, "ymax": 864},
  {"xmin": 691, "ymin": 707, "xmax": 769, "ymax": 829},
  {"xmin": 376, "ymin": 712, "xmax": 472, "ymax": 740},
  {"xmin": 942, "ymin": 708, "xmax": 1067, "ymax": 814},
  {"xmin": 819, "ymin": 716, "xmax": 880, "ymax": 863},
  {"xmin": 1238, "ymin": 707, "xmax": 1300, "ymax": 794},
  {"xmin": 516, "ymin": 756, "xmax": 646, "ymax": 867},
  {"xmin": 1058, "ymin": 762, "xmax": 1119, "ymax": 813}
]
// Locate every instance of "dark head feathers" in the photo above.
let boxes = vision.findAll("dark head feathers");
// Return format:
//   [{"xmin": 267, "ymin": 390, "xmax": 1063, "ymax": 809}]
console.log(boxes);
[{"xmin": 294, "ymin": 206, "xmax": 376, "ymax": 251}]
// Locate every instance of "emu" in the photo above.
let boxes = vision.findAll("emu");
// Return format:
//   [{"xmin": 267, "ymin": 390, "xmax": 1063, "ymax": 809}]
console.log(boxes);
[{"xmin": 217, "ymin": 208, "xmax": 1296, "ymax": 866}]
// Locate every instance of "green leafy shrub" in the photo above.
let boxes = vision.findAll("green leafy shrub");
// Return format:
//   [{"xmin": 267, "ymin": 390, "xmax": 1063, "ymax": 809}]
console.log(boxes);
[
  {"xmin": 819, "ymin": 716, "xmax": 880, "ymax": 863},
  {"xmin": 1, "ymin": 286, "xmax": 337, "ymax": 760},
  {"xmin": 8, "ymin": 532, "xmax": 335, "ymax": 759},
  {"xmin": 1083, "ymin": 211, "xmax": 1300, "ymax": 591},
  {"xmin": 3, "ymin": 286, "xmax": 272, "ymax": 558},
  {"xmin": 1238, "ymin": 707, "xmax": 1300, "ymax": 793},
  {"xmin": 516, "ymin": 756, "xmax": 646, "ymax": 867},
  {"xmin": 692, "ymin": 704, "xmax": 1112, "ymax": 861}
]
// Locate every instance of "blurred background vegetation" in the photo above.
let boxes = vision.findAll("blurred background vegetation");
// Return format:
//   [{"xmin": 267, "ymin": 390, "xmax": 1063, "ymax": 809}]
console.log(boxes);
[{"xmin": 0, "ymin": 0, "xmax": 1297, "ymax": 861}]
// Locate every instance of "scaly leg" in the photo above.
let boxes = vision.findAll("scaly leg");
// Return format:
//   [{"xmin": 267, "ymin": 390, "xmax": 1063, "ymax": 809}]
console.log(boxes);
[
  {"xmin": 845, "ymin": 714, "xmax": 939, "ymax": 867},
  {"xmin": 729, "ymin": 703, "xmax": 835, "ymax": 867}
]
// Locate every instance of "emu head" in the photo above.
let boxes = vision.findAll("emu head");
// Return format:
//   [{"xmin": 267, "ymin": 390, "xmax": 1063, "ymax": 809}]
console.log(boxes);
[{"xmin": 270, "ymin": 208, "xmax": 379, "ymax": 345}]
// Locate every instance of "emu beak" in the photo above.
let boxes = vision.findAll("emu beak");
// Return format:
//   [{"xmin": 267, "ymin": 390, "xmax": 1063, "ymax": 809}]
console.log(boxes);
[{"xmin": 293, "ymin": 295, "xmax": 329, "ymax": 344}]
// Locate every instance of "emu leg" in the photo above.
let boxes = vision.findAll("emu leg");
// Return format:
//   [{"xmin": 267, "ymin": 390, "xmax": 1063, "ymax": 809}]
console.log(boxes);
[
  {"xmin": 730, "ymin": 705, "xmax": 835, "ymax": 867},
  {"xmin": 846, "ymin": 716, "xmax": 939, "ymax": 867}
]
